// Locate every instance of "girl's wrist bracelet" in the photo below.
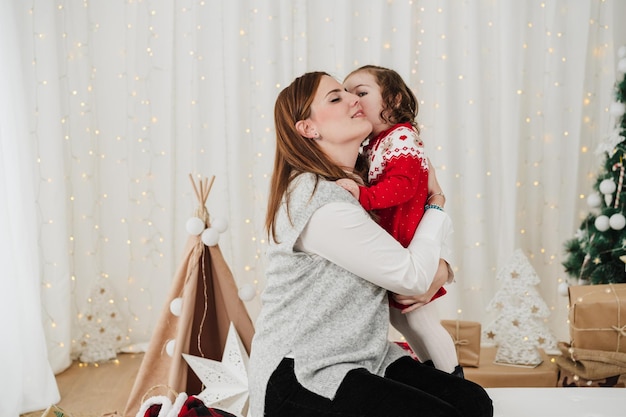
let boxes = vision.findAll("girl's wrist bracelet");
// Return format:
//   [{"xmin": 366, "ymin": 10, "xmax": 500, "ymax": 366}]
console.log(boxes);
[
  {"xmin": 425, "ymin": 204, "xmax": 444, "ymax": 211},
  {"xmin": 427, "ymin": 192, "xmax": 445, "ymax": 202}
]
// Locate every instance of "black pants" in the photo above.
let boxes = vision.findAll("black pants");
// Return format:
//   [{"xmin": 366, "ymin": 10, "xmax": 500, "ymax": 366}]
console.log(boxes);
[{"xmin": 264, "ymin": 356, "xmax": 493, "ymax": 417}]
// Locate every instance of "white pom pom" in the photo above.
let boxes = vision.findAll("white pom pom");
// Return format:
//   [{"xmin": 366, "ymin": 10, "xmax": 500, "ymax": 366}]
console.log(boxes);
[
  {"xmin": 238, "ymin": 283, "xmax": 256, "ymax": 301},
  {"xmin": 558, "ymin": 282, "xmax": 570, "ymax": 297},
  {"xmin": 595, "ymin": 215, "xmax": 610, "ymax": 231},
  {"xmin": 186, "ymin": 217, "xmax": 206, "ymax": 236},
  {"xmin": 201, "ymin": 227, "xmax": 220, "ymax": 246},
  {"xmin": 165, "ymin": 339, "xmax": 176, "ymax": 357},
  {"xmin": 587, "ymin": 192, "xmax": 602, "ymax": 208},
  {"xmin": 610, "ymin": 213, "xmax": 626, "ymax": 230},
  {"xmin": 170, "ymin": 297, "xmax": 183, "ymax": 316},
  {"xmin": 599, "ymin": 178, "xmax": 617, "ymax": 194},
  {"xmin": 618, "ymin": 45, "xmax": 626, "ymax": 59},
  {"xmin": 618, "ymin": 58, "xmax": 626, "ymax": 74},
  {"xmin": 610, "ymin": 102, "xmax": 626, "ymax": 118},
  {"xmin": 211, "ymin": 217, "xmax": 229, "ymax": 233}
]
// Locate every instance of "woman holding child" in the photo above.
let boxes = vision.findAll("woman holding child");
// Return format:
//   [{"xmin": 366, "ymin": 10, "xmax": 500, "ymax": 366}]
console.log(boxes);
[{"xmin": 248, "ymin": 71, "xmax": 492, "ymax": 417}]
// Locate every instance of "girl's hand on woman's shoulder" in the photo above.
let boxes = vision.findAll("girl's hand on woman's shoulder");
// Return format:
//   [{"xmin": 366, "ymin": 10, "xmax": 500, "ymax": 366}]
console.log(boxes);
[{"xmin": 336, "ymin": 178, "xmax": 360, "ymax": 199}]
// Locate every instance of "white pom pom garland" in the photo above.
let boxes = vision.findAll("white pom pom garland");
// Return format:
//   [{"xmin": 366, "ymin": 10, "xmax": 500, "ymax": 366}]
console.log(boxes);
[
  {"xmin": 211, "ymin": 217, "xmax": 229, "ymax": 233},
  {"xmin": 610, "ymin": 213, "xmax": 626, "ymax": 230},
  {"xmin": 238, "ymin": 283, "xmax": 256, "ymax": 301},
  {"xmin": 170, "ymin": 297, "xmax": 183, "ymax": 316},
  {"xmin": 201, "ymin": 227, "xmax": 220, "ymax": 246},
  {"xmin": 186, "ymin": 217, "xmax": 206, "ymax": 236},
  {"xmin": 600, "ymin": 178, "xmax": 617, "ymax": 194},
  {"xmin": 165, "ymin": 339, "xmax": 176, "ymax": 357},
  {"xmin": 587, "ymin": 193, "xmax": 602, "ymax": 208},
  {"xmin": 595, "ymin": 215, "xmax": 610, "ymax": 231}
]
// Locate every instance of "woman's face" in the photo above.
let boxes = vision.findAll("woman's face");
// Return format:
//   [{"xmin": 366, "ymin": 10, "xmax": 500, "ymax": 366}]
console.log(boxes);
[
  {"xmin": 306, "ymin": 75, "xmax": 372, "ymax": 147},
  {"xmin": 343, "ymin": 71, "xmax": 388, "ymax": 136}
]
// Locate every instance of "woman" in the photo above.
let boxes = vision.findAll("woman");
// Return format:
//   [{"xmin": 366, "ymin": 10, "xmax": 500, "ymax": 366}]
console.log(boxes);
[{"xmin": 248, "ymin": 71, "xmax": 492, "ymax": 417}]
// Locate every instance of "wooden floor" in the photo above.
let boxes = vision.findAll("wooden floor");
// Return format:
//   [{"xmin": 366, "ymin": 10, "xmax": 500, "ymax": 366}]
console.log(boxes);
[{"xmin": 21, "ymin": 353, "xmax": 144, "ymax": 417}]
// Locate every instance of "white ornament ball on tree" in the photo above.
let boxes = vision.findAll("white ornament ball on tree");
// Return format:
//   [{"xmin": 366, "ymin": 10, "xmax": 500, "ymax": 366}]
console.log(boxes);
[
  {"xmin": 170, "ymin": 297, "xmax": 183, "ymax": 316},
  {"xmin": 186, "ymin": 217, "xmax": 206, "ymax": 236},
  {"xmin": 619, "ymin": 45, "xmax": 626, "ymax": 59},
  {"xmin": 558, "ymin": 282, "xmax": 570, "ymax": 297},
  {"xmin": 600, "ymin": 178, "xmax": 617, "ymax": 194},
  {"xmin": 201, "ymin": 227, "xmax": 220, "ymax": 246},
  {"xmin": 587, "ymin": 192, "xmax": 602, "ymax": 208},
  {"xmin": 610, "ymin": 102, "xmax": 626, "ymax": 117},
  {"xmin": 211, "ymin": 217, "xmax": 229, "ymax": 233},
  {"xmin": 595, "ymin": 215, "xmax": 610, "ymax": 232},
  {"xmin": 610, "ymin": 213, "xmax": 626, "ymax": 230},
  {"xmin": 165, "ymin": 339, "xmax": 176, "ymax": 357},
  {"xmin": 619, "ymin": 58, "xmax": 626, "ymax": 74},
  {"xmin": 238, "ymin": 283, "xmax": 257, "ymax": 301}
]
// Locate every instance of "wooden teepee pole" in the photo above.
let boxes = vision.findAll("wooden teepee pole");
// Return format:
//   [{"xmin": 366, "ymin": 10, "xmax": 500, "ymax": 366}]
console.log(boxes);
[{"xmin": 188, "ymin": 174, "xmax": 215, "ymax": 224}]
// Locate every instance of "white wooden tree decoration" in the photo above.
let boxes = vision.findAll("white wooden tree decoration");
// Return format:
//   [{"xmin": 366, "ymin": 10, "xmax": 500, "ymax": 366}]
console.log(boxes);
[{"xmin": 483, "ymin": 249, "xmax": 558, "ymax": 366}]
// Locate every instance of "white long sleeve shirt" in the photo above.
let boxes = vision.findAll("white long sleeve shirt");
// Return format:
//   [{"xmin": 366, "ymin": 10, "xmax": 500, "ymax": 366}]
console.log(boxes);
[{"xmin": 296, "ymin": 201, "xmax": 453, "ymax": 296}]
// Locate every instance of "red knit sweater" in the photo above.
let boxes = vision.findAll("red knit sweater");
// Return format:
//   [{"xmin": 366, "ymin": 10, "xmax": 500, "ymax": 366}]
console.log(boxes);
[{"xmin": 359, "ymin": 122, "xmax": 429, "ymax": 247}]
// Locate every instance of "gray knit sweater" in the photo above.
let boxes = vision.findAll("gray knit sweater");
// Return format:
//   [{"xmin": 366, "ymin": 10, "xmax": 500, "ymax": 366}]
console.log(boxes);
[{"xmin": 248, "ymin": 173, "xmax": 405, "ymax": 417}]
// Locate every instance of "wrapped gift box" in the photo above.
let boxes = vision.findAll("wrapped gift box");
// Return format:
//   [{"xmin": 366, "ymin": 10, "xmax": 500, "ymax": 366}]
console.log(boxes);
[
  {"xmin": 555, "ymin": 341, "xmax": 626, "ymax": 387},
  {"xmin": 464, "ymin": 346, "xmax": 558, "ymax": 387},
  {"xmin": 41, "ymin": 405, "xmax": 72, "ymax": 417},
  {"xmin": 568, "ymin": 283, "xmax": 626, "ymax": 353},
  {"xmin": 441, "ymin": 320, "xmax": 481, "ymax": 367},
  {"xmin": 557, "ymin": 368, "xmax": 625, "ymax": 387}
]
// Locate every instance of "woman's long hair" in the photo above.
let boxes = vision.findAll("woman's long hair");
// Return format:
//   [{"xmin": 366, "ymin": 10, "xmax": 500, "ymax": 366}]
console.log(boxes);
[
  {"xmin": 345, "ymin": 65, "xmax": 419, "ymax": 133},
  {"xmin": 265, "ymin": 71, "xmax": 368, "ymax": 241}
]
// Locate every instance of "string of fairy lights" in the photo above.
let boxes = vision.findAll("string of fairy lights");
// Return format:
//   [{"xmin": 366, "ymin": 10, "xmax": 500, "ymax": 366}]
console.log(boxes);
[{"xmin": 25, "ymin": 0, "xmax": 621, "ymax": 368}]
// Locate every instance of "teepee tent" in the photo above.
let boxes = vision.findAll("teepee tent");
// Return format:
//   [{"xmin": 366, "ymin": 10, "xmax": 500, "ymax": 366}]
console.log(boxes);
[{"xmin": 124, "ymin": 175, "xmax": 255, "ymax": 417}]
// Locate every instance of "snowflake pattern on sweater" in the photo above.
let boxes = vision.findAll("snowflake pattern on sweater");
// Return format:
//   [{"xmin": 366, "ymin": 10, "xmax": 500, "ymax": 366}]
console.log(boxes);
[{"xmin": 359, "ymin": 122, "xmax": 429, "ymax": 248}]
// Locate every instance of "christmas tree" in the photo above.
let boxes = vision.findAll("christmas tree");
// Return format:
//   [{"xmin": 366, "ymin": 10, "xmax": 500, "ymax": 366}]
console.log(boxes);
[
  {"xmin": 77, "ymin": 278, "xmax": 127, "ymax": 363},
  {"xmin": 483, "ymin": 249, "xmax": 558, "ymax": 366},
  {"xmin": 562, "ymin": 46, "xmax": 626, "ymax": 285}
]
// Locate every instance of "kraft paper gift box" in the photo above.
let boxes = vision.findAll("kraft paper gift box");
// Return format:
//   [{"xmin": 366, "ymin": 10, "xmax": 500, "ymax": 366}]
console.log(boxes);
[
  {"xmin": 441, "ymin": 320, "xmax": 481, "ymax": 367},
  {"xmin": 568, "ymin": 283, "xmax": 626, "ymax": 353},
  {"xmin": 464, "ymin": 346, "xmax": 558, "ymax": 387},
  {"xmin": 41, "ymin": 405, "xmax": 72, "ymax": 417},
  {"xmin": 557, "ymin": 368, "xmax": 626, "ymax": 387},
  {"xmin": 555, "ymin": 341, "xmax": 626, "ymax": 387}
]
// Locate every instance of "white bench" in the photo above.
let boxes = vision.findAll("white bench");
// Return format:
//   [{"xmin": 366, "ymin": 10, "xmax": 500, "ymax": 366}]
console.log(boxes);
[{"xmin": 486, "ymin": 387, "xmax": 625, "ymax": 417}]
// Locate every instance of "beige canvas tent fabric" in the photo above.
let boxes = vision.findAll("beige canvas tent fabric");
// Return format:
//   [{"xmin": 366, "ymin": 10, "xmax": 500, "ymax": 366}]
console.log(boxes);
[{"xmin": 123, "ymin": 176, "xmax": 255, "ymax": 417}]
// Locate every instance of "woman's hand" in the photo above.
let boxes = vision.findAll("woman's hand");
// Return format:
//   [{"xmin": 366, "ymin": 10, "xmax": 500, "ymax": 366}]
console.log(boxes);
[
  {"xmin": 336, "ymin": 178, "xmax": 360, "ymax": 199},
  {"xmin": 391, "ymin": 258, "xmax": 450, "ymax": 314},
  {"xmin": 426, "ymin": 158, "xmax": 445, "ymax": 208}
]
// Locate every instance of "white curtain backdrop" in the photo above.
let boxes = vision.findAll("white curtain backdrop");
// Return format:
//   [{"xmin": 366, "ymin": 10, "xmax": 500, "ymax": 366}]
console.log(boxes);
[
  {"xmin": 0, "ymin": 1, "xmax": 60, "ymax": 415},
  {"xmin": 3, "ymin": 1, "xmax": 626, "ymax": 412}
]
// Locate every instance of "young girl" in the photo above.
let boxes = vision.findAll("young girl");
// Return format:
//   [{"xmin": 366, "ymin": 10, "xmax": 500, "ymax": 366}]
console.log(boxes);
[{"xmin": 339, "ymin": 65, "xmax": 463, "ymax": 377}]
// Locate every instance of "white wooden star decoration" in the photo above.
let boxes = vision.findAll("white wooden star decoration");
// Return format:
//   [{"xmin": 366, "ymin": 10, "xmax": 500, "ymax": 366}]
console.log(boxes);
[{"xmin": 183, "ymin": 322, "xmax": 250, "ymax": 417}]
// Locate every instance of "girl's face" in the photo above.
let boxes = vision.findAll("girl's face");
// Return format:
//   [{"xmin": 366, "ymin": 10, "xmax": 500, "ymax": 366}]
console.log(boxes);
[
  {"xmin": 343, "ymin": 71, "xmax": 389, "ymax": 137},
  {"xmin": 305, "ymin": 75, "xmax": 372, "ymax": 148}
]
